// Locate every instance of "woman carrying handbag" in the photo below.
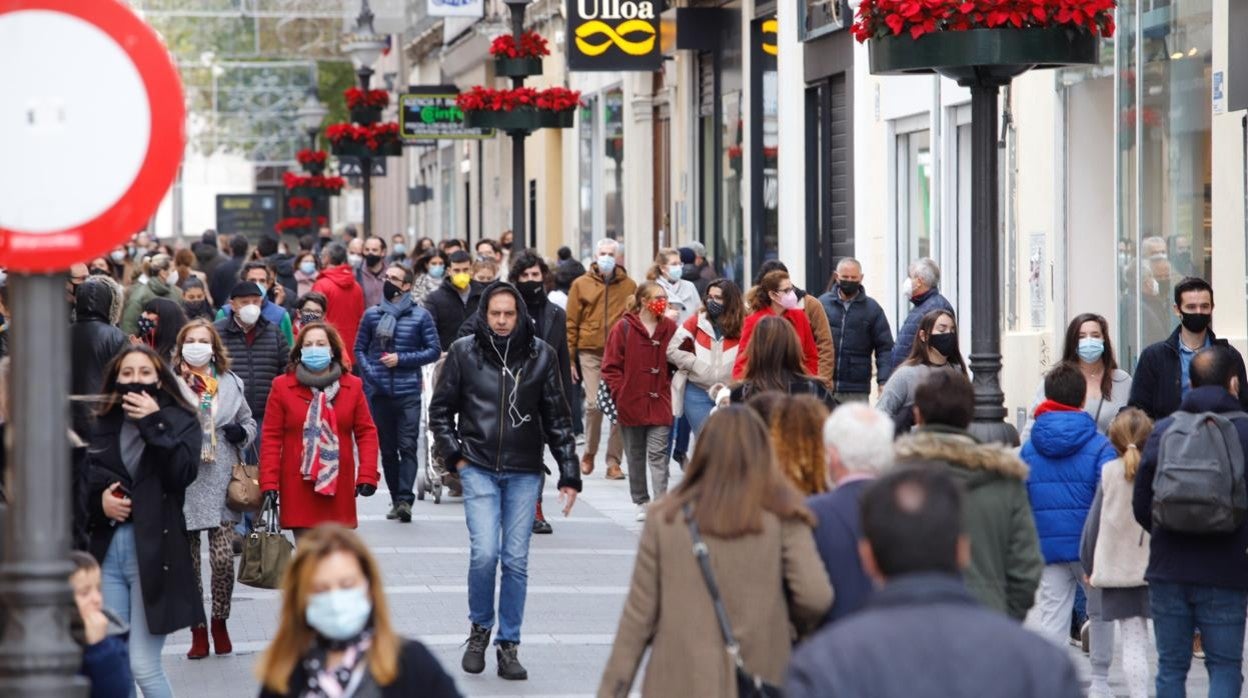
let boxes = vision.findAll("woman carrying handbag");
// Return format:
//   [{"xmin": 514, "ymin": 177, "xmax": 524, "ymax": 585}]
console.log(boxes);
[
  {"xmin": 598, "ymin": 406, "xmax": 833, "ymax": 698},
  {"xmin": 173, "ymin": 320, "xmax": 257, "ymax": 660}
]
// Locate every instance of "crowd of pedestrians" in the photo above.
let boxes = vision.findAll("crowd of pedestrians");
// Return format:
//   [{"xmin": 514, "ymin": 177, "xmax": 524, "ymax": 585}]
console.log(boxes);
[{"xmin": 22, "ymin": 226, "xmax": 1248, "ymax": 697}]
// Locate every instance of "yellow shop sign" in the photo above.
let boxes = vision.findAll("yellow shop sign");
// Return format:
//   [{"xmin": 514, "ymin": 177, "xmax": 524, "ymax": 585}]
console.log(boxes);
[{"xmin": 568, "ymin": 0, "xmax": 662, "ymax": 71}]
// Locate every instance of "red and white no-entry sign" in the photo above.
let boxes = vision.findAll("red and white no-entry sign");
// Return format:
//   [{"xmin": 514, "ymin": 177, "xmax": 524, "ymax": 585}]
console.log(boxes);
[{"xmin": 0, "ymin": 0, "xmax": 185, "ymax": 272}]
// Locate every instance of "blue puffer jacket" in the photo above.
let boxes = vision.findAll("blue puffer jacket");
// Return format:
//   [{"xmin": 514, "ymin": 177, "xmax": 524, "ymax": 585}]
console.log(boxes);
[
  {"xmin": 891, "ymin": 288, "xmax": 954, "ymax": 368},
  {"xmin": 1021, "ymin": 404, "xmax": 1117, "ymax": 563},
  {"xmin": 354, "ymin": 295, "xmax": 441, "ymax": 397}
]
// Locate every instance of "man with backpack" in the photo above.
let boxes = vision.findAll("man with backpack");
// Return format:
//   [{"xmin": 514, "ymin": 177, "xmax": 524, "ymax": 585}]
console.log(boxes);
[{"xmin": 1134, "ymin": 345, "xmax": 1248, "ymax": 697}]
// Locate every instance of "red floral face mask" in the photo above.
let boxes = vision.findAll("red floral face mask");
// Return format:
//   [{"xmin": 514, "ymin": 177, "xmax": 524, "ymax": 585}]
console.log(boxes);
[{"xmin": 646, "ymin": 297, "xmax": 668, "ymax": 317}]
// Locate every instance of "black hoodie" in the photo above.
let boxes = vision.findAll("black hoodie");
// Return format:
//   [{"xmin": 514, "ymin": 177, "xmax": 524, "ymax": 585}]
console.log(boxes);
[
  {"xmin": 71, "ymin": 278, "xmax": 128, "ymax": 437},
  {"xmin": 428, "ymin": 282, "xmax": 580, "ymax": 490}
]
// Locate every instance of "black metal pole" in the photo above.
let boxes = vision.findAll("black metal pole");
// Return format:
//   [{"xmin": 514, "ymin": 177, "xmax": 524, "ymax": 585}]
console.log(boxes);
[
  {"xmin": 509, "ymin": 1, "xmax": 528, "ymax": 247},
  {"xmin": 362, "ymin": 155, "xmax": 373, "ymax": 239},
  {"xmin": 965, "ymin": 81, "xmax": 1016, "ymax": 446},
  {"xmin": 0, "ymin": 275, "xmax": 88, "ymax": 696}
]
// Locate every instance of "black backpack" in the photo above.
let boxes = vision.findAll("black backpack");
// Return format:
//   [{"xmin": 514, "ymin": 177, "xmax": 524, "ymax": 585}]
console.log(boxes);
[{"xmin": 1152, "ymin": 411, "xmax": 1248, "ymax": 534}]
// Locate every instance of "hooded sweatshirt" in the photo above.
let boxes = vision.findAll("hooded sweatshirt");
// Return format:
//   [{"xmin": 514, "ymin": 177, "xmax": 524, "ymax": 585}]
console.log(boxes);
[
  {"xmin": 1021, "ymin": 401, "xmax": 1117, "ymax": 563},
  {"xmin": 896, "ymin": 426, "xmax": 1043, "ymax": 620},
  {"xmin": 311, "ymin": 264, "xmax": 366, "ymax": 362}
]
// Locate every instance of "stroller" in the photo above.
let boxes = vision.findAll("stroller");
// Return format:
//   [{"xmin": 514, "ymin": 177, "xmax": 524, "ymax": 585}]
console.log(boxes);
[{"xmin": 416, "ymin": 360, "xmax": 461, "ymax": 503}]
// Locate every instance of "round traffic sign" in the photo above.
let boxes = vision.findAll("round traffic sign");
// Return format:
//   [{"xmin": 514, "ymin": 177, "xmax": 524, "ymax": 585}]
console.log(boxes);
[{"xmin": 0, "ymin": 0, "xmax": 185, "ymax": 272}]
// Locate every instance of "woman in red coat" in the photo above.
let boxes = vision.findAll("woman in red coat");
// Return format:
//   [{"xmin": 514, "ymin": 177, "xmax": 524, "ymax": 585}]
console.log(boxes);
[
  {"xmin": 259, "ymin": 322, "xmax": 380, "ymax": 537},
  {"xmin": 732, "ymin": 269, "xmax": 819, "ymax": 381},
  {"xmin": 602, "ymin": 281, "xmax": 677, "ymax": 522}
]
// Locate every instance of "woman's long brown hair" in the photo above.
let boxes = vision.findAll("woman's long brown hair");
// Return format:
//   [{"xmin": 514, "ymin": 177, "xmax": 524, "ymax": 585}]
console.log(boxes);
[
  {"xmin": 769, "ymin": 395, "xmax": 830, "ymax": 495},
  {"xmin": 903, "ymin": 309, "xmax": 968, "ymax": 375},
  {"xmin": 1061, "ymin": 313, "xmax": 1119, "ymax": 399},
  {"xmin": 657, "ymin": 405, "xmax": 814, "ymax": 537},
  {"xmin": 257, "ymin": 525, "xmax": 401, "ymax": 693},
  {"xmin": 741, "ymin": 315, "xmax": 814, "ymax": 394},
  {"xmin": 746, "ymin": 270, "xmax": 789, "ymax": 313},
  {"xmin": 1108, "ymin": 407, "xmax": 1153, "ymax": 481},
  {"xmin": 706, "ymin": 279, "xmax": 744, "ymax": 339}
]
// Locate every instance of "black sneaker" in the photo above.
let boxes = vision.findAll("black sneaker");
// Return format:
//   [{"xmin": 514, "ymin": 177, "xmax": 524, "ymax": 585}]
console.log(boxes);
[
  {"xmin": 385, "ymin": 504, "xmax": 400, "ymax": 520},
  {"xmin": 461, "ymin": 624, "xmax": 490, "ymax": 674},
  {"xmin": 532, "ymin": 517, "xmax": 552, "ymax": 534},
  {"xmin": 496, "ymin": 642, "xmax": 527, "ymax": 680},
  {"xmin": 397, "ymin": 502, "xmax": 412, "ymax": 523}
]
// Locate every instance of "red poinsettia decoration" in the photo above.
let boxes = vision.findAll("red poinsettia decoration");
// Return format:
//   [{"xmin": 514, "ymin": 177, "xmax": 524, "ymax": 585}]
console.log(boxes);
[
  {"xmin": 852, "ymin": 0, "xmax": 1116, "ymax": 43},
  {"xmin": 325, "ymin": 122, "xmax": 401, "ymax": 150},
  {"xmin": 287, "ymin": 196, "xmax": 314, "ymax": 211},
  {"xmin": 490, "ymin": 31, "xmax": 551, "ymax": 59},
  {"xmin": 296, "ymin": 149, "xmax": 328, "ymax": 165},
  {"xmin": 275, "ymin": 215, "xmax": 329, "ymax": 233},
  {"xmin": 282, "ymin": 172, "xmax": 346, "ymax": 192},
  {"xmin": 344, "ymin": 88, "xmax": 391, "ymax": 109},
  {"xmin": 456, "ymin": 86, "xmax": 582, "ymax": 113}
]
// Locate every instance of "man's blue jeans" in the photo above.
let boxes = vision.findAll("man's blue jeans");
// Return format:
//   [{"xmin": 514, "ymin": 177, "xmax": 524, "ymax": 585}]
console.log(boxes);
[
  {"xmin": 461, "ymin": 466, "xmax": 542, "ymax": 644},
  {"xmin": 368, "ymin": 390, "xmax": 422, "ymax": 505},
  {"xmin": 1151, "ymin": 581, "xmax": 1248, "ymax": 698}
]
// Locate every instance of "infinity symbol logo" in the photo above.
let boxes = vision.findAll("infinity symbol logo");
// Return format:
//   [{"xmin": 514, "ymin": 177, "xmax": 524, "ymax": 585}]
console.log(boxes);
[
  {"xmin": 575, "ymin": 19, "xmax": 656, "ymax": 56},
  {"xmin": 761, "ymin": 18, "xmax": 777, "ymax": 56}
]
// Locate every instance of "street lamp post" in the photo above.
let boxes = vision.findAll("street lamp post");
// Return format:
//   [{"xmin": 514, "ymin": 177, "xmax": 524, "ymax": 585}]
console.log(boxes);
[
  {"xmin": 503, "ymin": 0, "xmax": 530, "ymax": 247},
  {"xmin": 295, "ymin": 87, "xmax": 329, "ymax": 152},
  {"xmin": 343, "ymin": 0, "xmax": 387, "ymax": 239}
]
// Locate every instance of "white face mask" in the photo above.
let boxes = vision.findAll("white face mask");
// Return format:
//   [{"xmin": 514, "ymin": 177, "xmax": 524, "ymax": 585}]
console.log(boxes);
[
  {"xmin": 348, "ymin": 254, "xmax": 363, "ymax": 268},
  {"xmin": 181, "ymin": 342, "xmax": 214, "ymax": 367},
  {"xmin": 237, "ymin": 303, "xmax": 262, "ymax": 326}
]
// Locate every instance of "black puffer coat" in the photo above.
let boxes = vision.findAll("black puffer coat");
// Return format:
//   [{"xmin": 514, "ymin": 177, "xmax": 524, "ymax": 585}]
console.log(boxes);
[
  {"xmin": 71, "ymin": 278, "xmax": 128, "ymax": 436},
  {"xmin": 85, "ymin": 399, "xmax": 205, "ymax": 635},
  {"xmin": 458, "ymin": 295, "xmax": 573, "ymax": 410},
  {"xmin": 423, "ymin": 278, "xmax": 485, "ymax": 353},
  {"xmin": 429, "ymin": 283, "xmax": 581, "ymax": 491},
  {"xmin": 214, "ymin": 315, "xmax": 289, "ymax": 421}
]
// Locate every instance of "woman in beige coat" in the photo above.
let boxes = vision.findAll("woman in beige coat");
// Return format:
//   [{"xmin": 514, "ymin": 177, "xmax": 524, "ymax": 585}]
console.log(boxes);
[{"xmin": 598, "ymin": 406, "xmax": 833, "ymax": 698}]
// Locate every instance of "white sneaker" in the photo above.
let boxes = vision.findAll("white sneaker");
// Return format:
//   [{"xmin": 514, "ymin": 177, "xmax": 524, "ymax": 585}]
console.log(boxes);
[
  {"xmin": 575, "ymin": 433, "xmax": 586, "ymax": 446},
  {"xmin": 635, "ymin": 504, "xmax": 647, "ymax": 522}
]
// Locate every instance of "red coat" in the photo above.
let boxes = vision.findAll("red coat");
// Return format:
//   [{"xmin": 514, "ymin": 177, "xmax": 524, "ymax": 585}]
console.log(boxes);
[
  {"xmin": 259, "ymin": 371, "xmax": 380, "ymax": 529},
  {"xmin": 311, "ymin": 265, "xmax": 365, "ymax": 363},
  {"xmin": 732, "ymin": 307, "xmax": 820, "ymax": 381},
  {"xmin": 602, "ymin": 312, "xmax": 677, "ymax": 427}
]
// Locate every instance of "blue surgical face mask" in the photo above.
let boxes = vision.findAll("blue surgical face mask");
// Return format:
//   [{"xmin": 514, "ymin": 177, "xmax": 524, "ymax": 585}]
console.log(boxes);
[
  {"xmin": 305, "ymin": 586, "xmax": 372, "ymax": 641},
  {"xmin": 428, "ymin": 264, "xmax": 446, "ymax": 279},
  {"xmin": 667, "ymin": 263, "xmax": 683, "ymax": 281},
  {"xmin": 301, "ymin": 345, "xmax": 332, "ymax": 371},
  {"xmin": 1077, "ymin": 337, "xmax": 1105, "ymax": 364},
  {"xmin": 394, "ymin": 244, "xmax": 407, "ymax": 256},
  {"xmin": 597, "ymin": 255, "xmax": 616, "ymax": 276},
  {"xmin": 299, "ymin": 261, "xmax": 316, "ymax": 275}
]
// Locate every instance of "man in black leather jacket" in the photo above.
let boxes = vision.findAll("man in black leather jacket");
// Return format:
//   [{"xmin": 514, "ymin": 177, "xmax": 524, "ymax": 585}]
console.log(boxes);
[{"xmin": 428, "ymin": 281, "xmax": 580, "ymax": 682}]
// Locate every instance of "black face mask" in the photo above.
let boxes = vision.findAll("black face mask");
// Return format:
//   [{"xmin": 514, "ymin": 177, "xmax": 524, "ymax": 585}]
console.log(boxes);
[
  {"xmin": 183, "ymin": 300, "xmax": 209, "ymax": 317},
  {"xmin": 839, "ymin": 280, "xmax": 861, "ymax": 297},
  {"xmin": 136, "ymin": 316, "xmax": 157, "ymax": 338},
  {"xmin": 1181, "ymin": 312, "xmax": 1212, "ymax": 334},
  {"xmin": 117, "ymin": 382, "xmax": 159, "ymax": 399},
  {"xmin": 364, "ymin": 254, "xmax": 384, "ymax": 268},
  {"xmin": 383, "ymin": 281, "xmax": 405, "ymax": 302},
  {"xmin": 89, "ymin": 267, "xmax": 110, "ymax": 276},
  {"xmin": 705, "ymin": 300, "xmax": 724, "ymax": 320},
  {"xmin": 516, "ymin": 280, "xmax": 545, "ymax": 308},
  {"xmin": 928, "ymin": 332, "xmax": 958, "ymax": 358},
  {"xmin": 300, "ymin": 312, "xmax": 323, "ymax": 325}
]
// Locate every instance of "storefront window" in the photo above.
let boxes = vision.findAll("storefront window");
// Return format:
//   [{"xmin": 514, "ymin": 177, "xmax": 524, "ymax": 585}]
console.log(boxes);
[
  {"xmin": 894, "ymin": 127, "xmax": 932, "ymax": 320},
  {"xmin": 1117, "ymin": 0, "xmax": 1212, "ymax": 362},
  {"xmin": 720, "ymin": 20, "xmax": 744, "ymax": 284},
  {"xmin": 752, "ymin": 15, "xmax": 780, "ymax": 277},
  {"xmin": 577, "ymin": 88, "xmax": 626, "ymax": 260},
  {"xmin": 603, "ymin": 88, "xmax": 625, "ymax": 241},
  {"xmin": 578, "ymin": 95, "xmax": 598, "ymax": 260}
]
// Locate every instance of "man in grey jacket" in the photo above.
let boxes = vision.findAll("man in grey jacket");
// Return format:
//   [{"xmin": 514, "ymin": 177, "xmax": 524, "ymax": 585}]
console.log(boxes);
[{"xmin": 786, "ymin": 468, "xmax": 1081, "ymax": 698}]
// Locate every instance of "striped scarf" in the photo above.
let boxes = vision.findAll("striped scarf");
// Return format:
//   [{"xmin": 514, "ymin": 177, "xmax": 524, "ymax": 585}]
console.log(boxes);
[
  {"xmin": 185, "ymin": 370, "xmax": 219, "ymax": 463},
  {"xmin": 296, "ymin": 365, "xmax": 342, "ymax": 497}
]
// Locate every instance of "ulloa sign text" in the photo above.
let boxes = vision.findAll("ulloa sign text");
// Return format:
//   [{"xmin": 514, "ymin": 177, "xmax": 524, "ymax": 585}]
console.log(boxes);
[{"xmin": 568, "ymin": 0, "xmax": 662, "ymax": 71}]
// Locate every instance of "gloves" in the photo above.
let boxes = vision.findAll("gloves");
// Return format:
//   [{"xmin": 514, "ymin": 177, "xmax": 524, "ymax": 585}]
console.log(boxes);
[
  {"xmin": 222, "ymin": 424, "xmax": 247, "ymax": 445},
  {"xmin": 262, "ymin": 490, "xmax": 278, "ymax": 509},
  {"xmin": 355, "ymin": 483, "xmax": 376, "ymax": 497}
]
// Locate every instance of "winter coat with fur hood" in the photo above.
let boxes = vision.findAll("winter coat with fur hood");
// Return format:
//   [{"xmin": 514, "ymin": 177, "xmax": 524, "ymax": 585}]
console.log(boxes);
[{"xmin": 895, "ymin": 425, "xmax": 1044, "ymax": 620}]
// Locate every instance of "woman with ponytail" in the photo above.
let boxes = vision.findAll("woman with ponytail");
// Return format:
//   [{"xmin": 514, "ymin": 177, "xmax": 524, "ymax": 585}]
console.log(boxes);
[
  {"xmin": 1080, "ymin": 407, "xmax": 1154, "ymax": 698},
  {"xmin": 121, "ymin": 254, "xmax": 182, "ymax": 335}
]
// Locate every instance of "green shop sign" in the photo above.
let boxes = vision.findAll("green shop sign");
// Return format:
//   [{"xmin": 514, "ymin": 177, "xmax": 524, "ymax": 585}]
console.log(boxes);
[{"xmin": 400, "ymin": 87, "xmax": 495, "ymax": 141}]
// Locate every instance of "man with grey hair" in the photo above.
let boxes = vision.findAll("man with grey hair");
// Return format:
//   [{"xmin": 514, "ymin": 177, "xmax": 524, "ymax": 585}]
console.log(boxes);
[
  {"xmin": 818, "ymin": 257, "xmax": 895, "ymax": 402},
  {"xmin": 566, "ymin": 238, "xmax": 636, "ymax": 479},
  {"xmin": 807, "ymin": 402, "xmax": 896, "ymax": 623},
  {"xmin": 891, "ymin": 257, "xmax": 954, "ymax": 368}
]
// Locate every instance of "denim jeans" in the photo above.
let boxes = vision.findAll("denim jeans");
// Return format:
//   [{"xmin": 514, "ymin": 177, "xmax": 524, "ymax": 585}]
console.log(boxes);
[
  {"xmin": 1151, "ymin": 581, "xmax": 1248, "ymax": 698},
  {"xmin": 683, "ymin": 383, "xmax": 716, "ymax": 435},
  {"xmin": 461, "ymin": 466, "xmax": 542, "ymax": 644},
  {"xmin": 369, "ymin": 390, "xmax": 422, "ymax": 505},
  {"xmin": 101, "ymin": 524, "xmax": 172, "ymax": 698},
  {"xmin": 568, "ymin": 379, "xmax": 585, "ymax": 435},
  {"xmin": 666, "ymin": 415, "xmax": 690, "ymax": 461}
]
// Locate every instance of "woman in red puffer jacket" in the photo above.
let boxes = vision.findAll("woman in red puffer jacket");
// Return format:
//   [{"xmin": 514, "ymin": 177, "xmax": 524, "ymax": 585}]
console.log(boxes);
[{"xmin": 602, "ymin": 281, "xmax": 677, "ymax": 522}]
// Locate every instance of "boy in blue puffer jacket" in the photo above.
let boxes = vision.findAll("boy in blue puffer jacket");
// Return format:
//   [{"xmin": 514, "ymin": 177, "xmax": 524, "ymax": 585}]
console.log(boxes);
[{"xmin": 1020, "ymin": 362, "xmax": 1117, "ymax": 644}]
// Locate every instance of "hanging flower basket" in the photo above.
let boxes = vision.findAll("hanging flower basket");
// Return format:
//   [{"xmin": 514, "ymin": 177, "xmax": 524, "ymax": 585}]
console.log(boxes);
[
  {"xmin": 297, "ymin": 149, "xmax": 328, "ymax": 175},
  {"xmin": 456, "ymin": 86, "xmax": 580, "ymax": 134},
  {"xmin": 350, "ymin": 106, "xmax": 383, "ymax": 125},
  {"xmin": 283, "ymin": 173, "xmax": 345, "ymax": 197},
  {"xmin": 331, "ymin": 139, "xmax": 372, "ymax": 158},
  {"xmin": 494, "ymin": 56, "xmax": 543, "ymax": 78},
  {"xmin": 327, "ymin": 122, "xmax": 401, "ymax": 157},
  {"xmin": 855, "ymin": 0, "xmax": 1113, "ymax": 84}
]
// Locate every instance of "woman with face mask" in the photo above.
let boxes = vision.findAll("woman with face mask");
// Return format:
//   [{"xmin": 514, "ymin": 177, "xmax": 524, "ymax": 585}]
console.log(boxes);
[
  {"xmin": 180, "ymin": 278, "xmax": 216, "ymax": 321},
  {"xmin": 293, "ymin": 292, "xmax": 328, "ymax": 336},
  {"xmin": 667, "ymin": 280, "xmax": 745, "ymax": 435},
  {"xmin": 257, "ymin": 525, "xmax": 460, "ymax": 697},
  {"xmin": 646, "ymin": 248, "xmax": 701, "ymax": 325},
  {"xmin": 84, "ymin": 345, "xmax": 203, "ymax": 697},
  {"xmin": 1020, "ymin": 314, "xmax": 1133, "ymax": 441},
  {"xmin": 294, "ymin": 253, "xmax": 319, "ymax": 298},
  {"xmin": 877, "ymin": 309, "xmax": 967, "ymax": 431},
  {"xmin": 732, "ymin": 270, "xmax": 820, "ymax": 382},
  {"xmin": 138, "ymin": 297, "xmax": 188, "ymax": 362},
  {"xmin": 172, "ymin": 320, "xmax": 257, "ymax": 660},
  {"xmin": 259, "ymin": 323, "xmax": 380, "ymax": 541},
  {"xmin": 411, "ymin": 250, "xmax": 447, "ymax": 308},
  {"xmin": 121, "ymin": 254, "xmax": 183, "ymax": 336}
]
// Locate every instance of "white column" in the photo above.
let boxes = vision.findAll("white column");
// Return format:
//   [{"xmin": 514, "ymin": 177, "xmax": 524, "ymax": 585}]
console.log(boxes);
[
  {"xmin": 775, "ymin": 0, "xmax": 807, "ymax": 288},
  {"xmin": 623, "ymin": 72, "xmax": 655, "ymax": 272}
]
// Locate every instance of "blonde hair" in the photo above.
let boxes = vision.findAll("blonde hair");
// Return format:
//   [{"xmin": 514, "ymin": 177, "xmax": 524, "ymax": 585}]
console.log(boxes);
[
  {"xmin": 645, "ymin": 247, "xmax": 680, "ymax": 282},
  {"xmin": 769, "ymin": 395, "xmax": 830, "ymax": 495},
  {"xmin": 257, "ymin": 525, "xmax": 401, "ymax": 693},
  {"xmin": 1108, "ymin": 407, "xmax": 1153, "ymax": 481}
]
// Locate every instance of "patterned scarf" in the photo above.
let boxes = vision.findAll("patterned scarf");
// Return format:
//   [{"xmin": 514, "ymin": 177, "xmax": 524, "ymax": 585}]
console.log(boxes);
[
  {"xmin": 296, "ymin": 364, "xmax": 342, "ymax": 497},
  {"xmin": 301, "ymin": 631, "xmax": 373, "ymax": 698},
  {"xmin": 185, "ymin": 369, "xmax": 219, "ymax": 462}
]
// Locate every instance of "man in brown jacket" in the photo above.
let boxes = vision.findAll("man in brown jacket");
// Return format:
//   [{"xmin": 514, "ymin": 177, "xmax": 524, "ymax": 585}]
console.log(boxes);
[
  {"xmin": 567, "ymin": 238, "xmax": 637, "ymax": 479},
  {"xmin": 756, "ymin": 260, "xmax": 836, "ymax": 390}
]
